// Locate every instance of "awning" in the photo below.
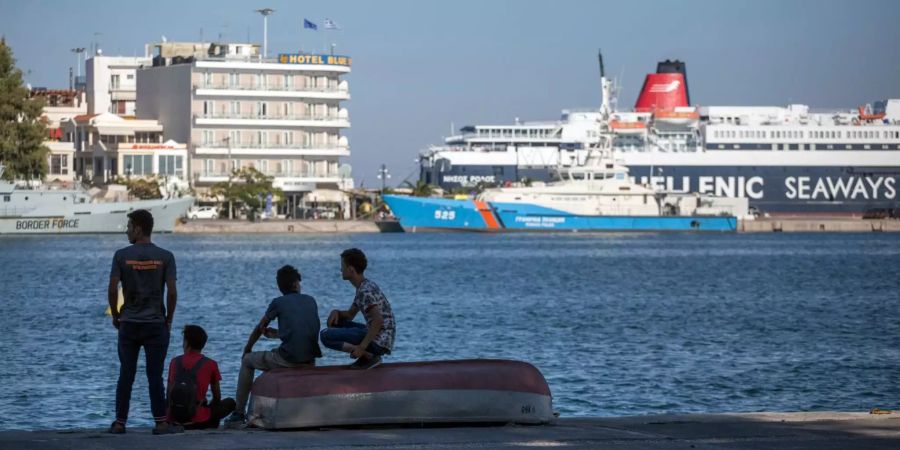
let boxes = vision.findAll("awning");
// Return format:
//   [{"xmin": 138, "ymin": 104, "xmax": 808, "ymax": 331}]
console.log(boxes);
[{"xmin": 305, "ymin": 189, "xmax": 346, "ymax": 203}]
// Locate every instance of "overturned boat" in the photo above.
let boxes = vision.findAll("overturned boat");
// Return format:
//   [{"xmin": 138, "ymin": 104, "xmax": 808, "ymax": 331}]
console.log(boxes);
[{"xmin": 249, "ymin": 359, "xmax": 554, "ymax": 429}]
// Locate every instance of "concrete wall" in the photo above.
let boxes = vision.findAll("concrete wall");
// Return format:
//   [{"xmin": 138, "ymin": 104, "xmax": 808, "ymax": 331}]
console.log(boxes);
[{"xmin": 136, "ymin": 64, "xmax": 193, "ymax": 144}]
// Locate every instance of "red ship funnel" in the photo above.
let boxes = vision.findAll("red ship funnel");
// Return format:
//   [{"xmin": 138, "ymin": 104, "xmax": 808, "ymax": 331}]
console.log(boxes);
[{"xmin": 634, "ymin": 73, "xmax": 688, "ymax": 112}]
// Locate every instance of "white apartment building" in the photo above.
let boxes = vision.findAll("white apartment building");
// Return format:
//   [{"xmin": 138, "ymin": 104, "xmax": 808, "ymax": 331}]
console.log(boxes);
[
  {"xmin": 136, "ymin": 41, "xmax": 352, "ymax": 218},
  {"xmin": 61, "ymin": 112, "xmax": 188, "ymax": 185},
  {"xmin": 85, "ymin": 52, "xmax": 151, "ymax": 115},
  {"xmin": 33, "ymin": 89, "xmax": 87, "ymax": 183}
]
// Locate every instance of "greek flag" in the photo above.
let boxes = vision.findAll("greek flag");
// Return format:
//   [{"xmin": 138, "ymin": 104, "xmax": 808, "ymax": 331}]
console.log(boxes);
[
  {"xmin": 324, "ymin": 18, "xmax": 340, "ymax": 30},
  {"xmin": 303, "ymin": 19, "xmax": 318, "ymax": 30}
]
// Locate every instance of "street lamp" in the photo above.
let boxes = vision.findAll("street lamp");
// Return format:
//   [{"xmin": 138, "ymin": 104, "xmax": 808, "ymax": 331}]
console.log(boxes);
[
  {"xmin": 255, "ymin": 8, "xmax": 275, "ymax": 59},
  {"xmin": 377, "ymin": 164, "xmax": 391, "ymax": 196}
]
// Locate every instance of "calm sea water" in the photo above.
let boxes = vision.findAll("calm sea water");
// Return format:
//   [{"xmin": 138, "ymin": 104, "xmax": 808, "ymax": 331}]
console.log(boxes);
[{"xmin": 1, "ymin": 232, "xmax": 899, "ymax": 430}]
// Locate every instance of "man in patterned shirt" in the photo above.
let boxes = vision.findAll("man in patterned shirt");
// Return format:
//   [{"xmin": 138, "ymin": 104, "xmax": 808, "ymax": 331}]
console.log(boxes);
[{"xmin": 321, "ymin": 248, "xmax": 395, "ymax": 370}]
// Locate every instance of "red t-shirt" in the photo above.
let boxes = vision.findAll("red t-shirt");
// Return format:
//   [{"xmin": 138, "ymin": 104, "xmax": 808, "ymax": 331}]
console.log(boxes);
[{"xmin": 166, "ymin": 352, "xmax": 222, "ymax": 424}]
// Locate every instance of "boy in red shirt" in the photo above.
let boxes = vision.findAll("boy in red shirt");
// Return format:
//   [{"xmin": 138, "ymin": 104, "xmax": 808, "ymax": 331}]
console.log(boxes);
[{"xmin": 166, "ymin": 325, "xmax": 235, "ymax": 429}]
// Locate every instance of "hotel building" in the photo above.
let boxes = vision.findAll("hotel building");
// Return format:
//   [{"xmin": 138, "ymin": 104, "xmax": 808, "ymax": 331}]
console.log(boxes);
[{"xmin": 136, "ymin": 41, "xmax": 352, "ymax": 218}]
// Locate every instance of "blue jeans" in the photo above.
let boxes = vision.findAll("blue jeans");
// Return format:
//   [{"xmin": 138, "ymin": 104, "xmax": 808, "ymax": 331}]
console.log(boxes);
[
  {"xmin": 116, "ymin": 321, "xmax": 169, "ymax": 424},
  {"xmin": 320, "ymin": 320, "xmax": 388, "ymax": 356}
]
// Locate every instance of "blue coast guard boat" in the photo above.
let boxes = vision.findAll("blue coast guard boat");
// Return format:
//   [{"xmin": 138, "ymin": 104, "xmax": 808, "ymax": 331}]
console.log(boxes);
[{"xmin": 383, "ymin": 151, "xmax": 743, "ymax": 233}]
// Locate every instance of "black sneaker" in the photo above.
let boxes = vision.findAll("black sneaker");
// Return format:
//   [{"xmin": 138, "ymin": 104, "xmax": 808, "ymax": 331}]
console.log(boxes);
[
  {"xmin": 224, "ymin": 411, "xmax": 247, "ymax": 430},
  {"xmin": 108, "ymin": 421, "xmax": 126, "ymax": 434},
  {"xmin": 350, "ymin": 355, "xmax": 382, "ymax": 370}
]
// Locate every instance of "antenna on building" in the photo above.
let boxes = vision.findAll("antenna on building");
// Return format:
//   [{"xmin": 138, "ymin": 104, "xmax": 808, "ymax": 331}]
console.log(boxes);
[{"xmin": 255, "ymin": 8, "xmax": 275, "ymax": 59}]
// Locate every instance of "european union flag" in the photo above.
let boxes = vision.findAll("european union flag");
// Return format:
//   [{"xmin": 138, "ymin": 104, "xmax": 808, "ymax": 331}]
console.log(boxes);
[{"xmin": 304, "ymin": 19, "xmax": 318, "ymax": 30}]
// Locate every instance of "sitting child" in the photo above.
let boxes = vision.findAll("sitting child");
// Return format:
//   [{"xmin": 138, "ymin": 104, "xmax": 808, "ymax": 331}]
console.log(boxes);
[{"xmin": 166, "ymin": 324, "xmax": 235, "ymax": 429}]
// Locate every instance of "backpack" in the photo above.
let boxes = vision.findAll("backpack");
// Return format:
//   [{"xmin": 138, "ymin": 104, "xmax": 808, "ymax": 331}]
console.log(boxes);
[{"xmin": 168, "ymin": 355, "xmax": 208, "ymax": 424}]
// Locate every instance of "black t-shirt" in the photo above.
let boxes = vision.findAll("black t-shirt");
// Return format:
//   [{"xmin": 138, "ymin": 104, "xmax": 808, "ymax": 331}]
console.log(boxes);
[
  {"xmin": 110, "ymin": 243, "xmax": 176, "ymax": 323},
  {"xmin": 265, "ymin": 293, "xmax": 322, "ymax": 363}
]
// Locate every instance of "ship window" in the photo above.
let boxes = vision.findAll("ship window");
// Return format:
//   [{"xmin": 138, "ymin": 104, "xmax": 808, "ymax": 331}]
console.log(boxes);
[{"xmin": 3, "ymin": 195, "xmax": 9, "ymax": 202}]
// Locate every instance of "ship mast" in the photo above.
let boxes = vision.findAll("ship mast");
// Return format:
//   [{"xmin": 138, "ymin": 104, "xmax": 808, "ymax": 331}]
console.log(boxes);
[{"xmin": 598, "ymin": 49, "xmax": 612, "ymax": 120}]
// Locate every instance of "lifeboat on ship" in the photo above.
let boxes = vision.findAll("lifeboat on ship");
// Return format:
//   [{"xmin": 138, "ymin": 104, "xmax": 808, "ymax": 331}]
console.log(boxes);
[
  {"xmin": 653, "ymin": 108, "xmax": 700, "ymax": 126},
  {"xmin": 609, "ymin": 119, "xmax": 647, "ymax": 135},
  {"xmin": 248, "ymin": 359, "xmax": 554, "ymax": 429},
  {"xmin": 857, "ymin": 105, "xmax": 886, "ymax": 122}
]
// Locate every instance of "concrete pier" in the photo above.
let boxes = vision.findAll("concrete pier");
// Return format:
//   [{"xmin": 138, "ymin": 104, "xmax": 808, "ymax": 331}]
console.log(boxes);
[
  {"xmin": 739, "ymin": 218, "xmax": 900, "ymax": 233},
  {"xmin": 2, "ymin": 412, "xmax": 898, "ymax": 449},
  {"xmin": 175, "ymin": 219, "xmax": 379, "ymax": 234},
  {"xmin": 172, "ymin": 218, "xmax": 900, "ymax": 234}
]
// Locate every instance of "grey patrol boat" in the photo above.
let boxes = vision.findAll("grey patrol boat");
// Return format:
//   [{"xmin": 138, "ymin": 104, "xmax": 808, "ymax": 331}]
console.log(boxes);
[{"xmin": 0, "ymin": 164, "xmax": 193, "ymax": 234}]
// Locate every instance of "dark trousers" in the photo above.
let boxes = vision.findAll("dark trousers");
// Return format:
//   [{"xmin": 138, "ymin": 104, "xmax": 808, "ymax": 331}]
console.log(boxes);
[
  {"xmin": 319, "ymin": 320, "xmax": 388, "ymax": 356},
  {"xmin": 185, "ymin": 398, "xmax": 237, "ymax": 430},
  {"xmin": 115, "ymin": 321, "xmax": 169, "ymax": 424}
]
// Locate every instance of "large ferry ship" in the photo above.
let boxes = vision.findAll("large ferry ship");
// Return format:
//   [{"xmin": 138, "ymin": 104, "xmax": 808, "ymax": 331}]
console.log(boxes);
[
  {"xmin": 419, "ymin": 57, "xmax": 900, "ymax": 217},
  {"xmin": 0, "ymin": 165, "xmax": 193, "ymax": 234},
  {"xmin": 385, "ymin": 61, "xmax": 745, "ymax": 233}
]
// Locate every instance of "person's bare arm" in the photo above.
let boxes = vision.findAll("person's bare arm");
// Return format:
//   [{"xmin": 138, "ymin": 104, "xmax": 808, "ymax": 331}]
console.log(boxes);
[
  {"xmin": 327, "ymin": 303, "xmax": 359, "ymax": 327},
  {"xmin": 165, "ymin": 278, "xmax": 177, "ymax": 331},
  {"xmin": 210, "ymin": 378, "xmax": 221, "ymax": 404},
  {"xmin": 244, "ymin": 314, "xmax": 272, "ymax": 354},
  {"xmin": 351, "ymin": 306, "xmax": 383, "ymax": 358},
  {"xmin": 108, "ymin": 277, "xmax": 120, "ymax": 329}
]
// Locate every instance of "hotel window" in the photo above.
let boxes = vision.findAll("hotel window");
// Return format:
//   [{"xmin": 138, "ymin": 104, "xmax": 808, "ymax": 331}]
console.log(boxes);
[
  {"xmin": 257, "ymin": 131, "xmax": 268, "ymax": 146},
  {"xmin": 257, "ymin": 101, "xmax": 267, "ymax": 117},
  {"xmin": 202, "ymin": 130, "xmax": 213, "ymax": 145},
  {"xmin": 204, "ymin": 159, "xmax": 213, "ymax": 175},
  {"xmin": 259, "ymin": 160, "xmax": 268, "ymax": 173},
  {"xmin": 229, "ymin": 130, "xmax": 241, "ymax": 146},
  {"xmin": 283, "ymin": 132, "xmax": 293, "ymax": 146},
  {"xmin": 284, "ymin": 74, "xmax": 293, "ymax": 90},
  {"xmin": 230, "ymin": 101, "xmax": 240, "ymax": 115},
  {"xmin": 203, "ymin": 72, "xmax": 212, "ymax": 86},
  {"xmin": 203, "ymin": 101, "xmax": 214, "ymax": 116},
  {"xmin": 229, "ymin": 72, "xmax": 239, "ymax": 87}
]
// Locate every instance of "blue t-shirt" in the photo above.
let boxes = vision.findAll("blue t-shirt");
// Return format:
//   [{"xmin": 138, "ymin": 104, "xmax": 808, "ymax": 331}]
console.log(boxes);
[
  {"xmin": 110, "ymin": 242, "xmax": 176, "ymax": 323},
  {"xmin": 265, "ymin": 292, "xmax": 322, "ymax": 364}
]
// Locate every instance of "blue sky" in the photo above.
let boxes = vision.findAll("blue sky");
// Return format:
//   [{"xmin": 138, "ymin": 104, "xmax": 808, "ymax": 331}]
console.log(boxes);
[{"xmin": 3, "ymin": 0, "xmax": 899, "ymax": 186}]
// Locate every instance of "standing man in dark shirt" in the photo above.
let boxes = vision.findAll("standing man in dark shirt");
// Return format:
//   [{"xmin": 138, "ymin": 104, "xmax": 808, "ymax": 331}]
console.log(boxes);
[
  {"xmin": 225, "ymin": 265, "xmax": 322, "ymax": 428},
  {"xmin": 108, "ymin": 209, "xmax": 179, "ymax": 435}
]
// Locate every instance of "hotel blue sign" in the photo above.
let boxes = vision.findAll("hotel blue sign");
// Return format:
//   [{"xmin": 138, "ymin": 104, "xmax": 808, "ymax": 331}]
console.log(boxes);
[{"xmin": 278, "ymin": 54, "xmax": 352, "ymax": 67}]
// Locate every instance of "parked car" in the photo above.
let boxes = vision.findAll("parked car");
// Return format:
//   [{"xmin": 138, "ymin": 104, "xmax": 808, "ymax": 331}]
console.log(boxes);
[{"xmin": 188, "ymin": 206, "xmax": 219, "ymax": 220}]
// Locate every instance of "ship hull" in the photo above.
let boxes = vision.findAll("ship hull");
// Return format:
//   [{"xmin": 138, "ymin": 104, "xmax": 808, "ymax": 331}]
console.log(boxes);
[
  {"xmin": 0, "ymin": 197, "xmax": 193, "ymax": 234},
  {"xmin": 421, "ymin": 152, "xmax": 900, "ymax": 216},
  {"xmin": 384, "ymin": 195, "xmax": 736, "ymax": 232}
]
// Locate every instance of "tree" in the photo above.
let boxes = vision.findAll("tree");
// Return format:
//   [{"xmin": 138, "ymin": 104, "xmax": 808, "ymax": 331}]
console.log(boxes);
[
  {"xmin": 115, "ymin": 176, "xmax": 162, "ymax": 199},
  {"xmin": 0, "ymin": 38, "xmax": 49, "ymax": 181},
  {"xmin": 403, "ymin": 179, "xmax": 435, "ymax": 197},
  {"xmin": 210, "ymin": 167, "xmax": 282, "ymax": 220}
]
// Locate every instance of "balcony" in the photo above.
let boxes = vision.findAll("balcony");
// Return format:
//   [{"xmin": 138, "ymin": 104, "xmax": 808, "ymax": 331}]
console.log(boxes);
[
  {"xmin": 109, "ymin": 83, "xmax": 137, "ymax": 101},
  {"xmin": 194, "ymin": 170, "xmax": 343, "ymax": 185},
  {"xmin": 194, "ymin": 142, "xmax": 350, "ymax": 157},
  {"xmin": 193, "ymin": 112, "xmax": 350, "ymax": 128},
  {"xmin": 193, "ymin": 81, "xmax": 350, "ymax": 100}
]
